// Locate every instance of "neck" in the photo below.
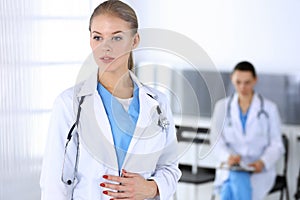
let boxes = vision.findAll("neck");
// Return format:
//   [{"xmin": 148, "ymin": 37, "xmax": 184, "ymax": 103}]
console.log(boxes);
[
  {"xmin": 98, "ymin": 70, "xmax": 134, "ymax": 98},
  {"xmin": 238, "ymin": 92, "xmax": 254, "ymax": 113},
  {"xmin": 238, "ymin": 92, "xmax": 254, "ymax": 104}
]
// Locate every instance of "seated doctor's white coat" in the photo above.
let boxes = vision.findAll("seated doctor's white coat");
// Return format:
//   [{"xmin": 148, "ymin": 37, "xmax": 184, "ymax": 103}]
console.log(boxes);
[
  {"xmin": 40, "ymin": 71, "xmax": 181, "ymax": 200},
  {"xmin": 210, "ymin": 93, "xmax": 284, "ymax": 200}
]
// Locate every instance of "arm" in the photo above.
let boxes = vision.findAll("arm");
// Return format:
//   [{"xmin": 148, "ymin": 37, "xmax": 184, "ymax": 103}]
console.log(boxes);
[
  {"xmin": 210, "ymin": 99, "xmax": 232, "ymax": 164},
  {"xmin": 100, "ymin": 93, "xmax": 181, "ymax": 200},
  {"xmin": 40, "ymin": 92, "xmax": 74, "ymax": 200},
  {"xmin": 259, "ymin": 103, "xmax": 284, "ymax": 170},
  {"xmin": 147, "ymin": 97, "xmax": 181, "ymax": 200}
]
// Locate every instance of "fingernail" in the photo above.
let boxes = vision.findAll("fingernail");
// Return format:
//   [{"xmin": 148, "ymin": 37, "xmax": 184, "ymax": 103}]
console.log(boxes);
[
  {"xmin": 100, "ymin": 183, "xmax": 105, "ymax": 187},
  {"xmin": 122, "ymin": 169, "xmax": 127, "ymax": 173},
  {"xmin": 103, "ymin": 191, "xmax": 108, "ymax": 195},
  {"xmin": 103, "ymin": 175, "xmax": 108, "ymax": 179}
]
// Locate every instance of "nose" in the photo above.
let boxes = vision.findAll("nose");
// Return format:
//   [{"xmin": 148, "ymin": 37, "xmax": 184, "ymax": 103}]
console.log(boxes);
[{"xmin": 101, "ymin": 39, "xmax": 112, "ymax": 53}]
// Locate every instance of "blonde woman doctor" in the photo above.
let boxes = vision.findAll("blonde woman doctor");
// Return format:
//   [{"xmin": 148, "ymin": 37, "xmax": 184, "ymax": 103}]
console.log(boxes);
[
  {"xmin": 211, "ymin": 61, "xmax": 284, "ymax": 200},
  {"xmin": 40, "ymin": 1, "xmax": 181, "ymax": 199}
]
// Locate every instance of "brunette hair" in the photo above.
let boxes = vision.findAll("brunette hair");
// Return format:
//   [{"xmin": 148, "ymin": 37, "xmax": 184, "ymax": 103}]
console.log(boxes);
[{"xmin": 232, "ymin": 61, "xmax": 257, "ymax": 78}]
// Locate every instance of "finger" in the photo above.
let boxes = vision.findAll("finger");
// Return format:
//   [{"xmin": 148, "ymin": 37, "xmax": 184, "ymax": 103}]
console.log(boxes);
[
  {"xmin": 103, "ymin": 189, "xmax": 132, "ymax": 199},
  {"xmin": 122, "ymin": 169, "xmax": 138, "ymax": 178},
  {"xmin": 103, "ymin": 175, "xmax": 127, "ymax": 184},
  {"xmin": 100, "ymin": 182, "xmax": 131, "ymax": 192}
]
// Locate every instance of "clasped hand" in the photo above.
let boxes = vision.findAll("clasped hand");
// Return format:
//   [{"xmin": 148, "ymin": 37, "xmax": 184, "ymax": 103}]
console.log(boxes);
[
  {"xmin": 100, "ymin": 169, "xmax": 158, "ymax": 200},
  {"xmin": 228, "ymin": 155, "xmax": 265, "ymax": 173}
]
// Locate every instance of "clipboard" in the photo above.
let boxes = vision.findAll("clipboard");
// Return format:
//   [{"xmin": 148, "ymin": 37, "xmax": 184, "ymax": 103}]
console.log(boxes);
[{"xmin": 218, "ymin": 163, "xmax": 255, "ymax": 172}]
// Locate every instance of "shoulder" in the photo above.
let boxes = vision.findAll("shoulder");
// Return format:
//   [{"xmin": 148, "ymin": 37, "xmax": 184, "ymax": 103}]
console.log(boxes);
[
  {"xmin": 130, "ymin": 71, "xmax": 168, "ymax": 104},
  {"xmin": 217, "ymin": 97, "xmax": 228, "ymax": 105},
  {"xmin": 55, "ymin": 87, "xmax": 74, "ymax": 107},
  {"xmin": 215, "ymin": 97, "xmax": 229, "ymax": 108},
  {"xmin": 211, "ymin": 97, "xmax": 228, "ymax": 117},
  {"xmin": 51, "ymin": 86, "xmax": 79, "ymax": 121},
  {"xmin": 54, "ymin": 80, "xmax": 86, "ymax": 108},
  {"xmin": 255, "ymin": 94, "xmax": 281, "ymax": 119},
  {"xmin": 258, "ymin": 94, "xmax": 278, "ymax": 109},
  {"xmin": 142, "ymin": 85, "xmax": 168, "ymax": 104}
]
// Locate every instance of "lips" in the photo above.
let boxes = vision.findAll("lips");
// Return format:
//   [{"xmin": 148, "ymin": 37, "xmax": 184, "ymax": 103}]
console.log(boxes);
[{"xmin": 99, "ymin": 56, "xmax": 114, "ymax": 64}]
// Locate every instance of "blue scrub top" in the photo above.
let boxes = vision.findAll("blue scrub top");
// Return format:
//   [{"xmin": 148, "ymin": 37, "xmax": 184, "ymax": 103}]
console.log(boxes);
[
  {"xmin": 238, "ymin": 106, "xmax": 250, "ymax": 134},
  {"xmin": 97, "ymin": 82, "xmax": 140, "ymax": 171}
]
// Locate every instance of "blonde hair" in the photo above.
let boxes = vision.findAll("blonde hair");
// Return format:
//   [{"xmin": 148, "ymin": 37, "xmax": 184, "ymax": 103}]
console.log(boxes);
[{"xmin": 89, "ymin": 0, "xmax": 138, "ymax": 70}]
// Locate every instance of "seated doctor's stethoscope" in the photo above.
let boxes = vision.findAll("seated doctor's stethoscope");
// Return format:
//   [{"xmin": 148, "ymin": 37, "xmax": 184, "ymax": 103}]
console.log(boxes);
[
  {"xmin": 40, "ymin": 1, "xmax": 181, "ymax": 200},
  {"xmin": 210, "ymin": 61, "xmax": 284, "ymax": 200}
]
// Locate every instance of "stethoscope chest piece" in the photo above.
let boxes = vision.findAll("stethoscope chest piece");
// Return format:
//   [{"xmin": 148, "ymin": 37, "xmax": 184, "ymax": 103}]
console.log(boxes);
[{"xmin": 156, "ymin": 105, "xmax": 170, "ymax": 130}]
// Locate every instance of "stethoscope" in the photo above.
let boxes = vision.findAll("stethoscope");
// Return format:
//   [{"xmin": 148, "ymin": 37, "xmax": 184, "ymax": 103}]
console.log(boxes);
[
  {"xmin": 61, "ymin": 93, "xmax": 170, "ymax": 186},
  {"xmin": 226, "ymin": 93, "xmax": 269, "ymax": 127},
  {"xmin": 223, "ymin": 93, "xmax": 271, "ymax": 155}
]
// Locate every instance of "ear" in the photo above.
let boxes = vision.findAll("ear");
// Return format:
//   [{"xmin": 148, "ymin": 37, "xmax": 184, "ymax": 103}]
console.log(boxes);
[
  {"xmin": 132, "ymin": 33, "xmax": 140, "ymax": 49},
  {"xmin": 253, "ymin": 76, "xmax": 258, "ymax": 85},
  {"xmin": 230, "ymin": 74, "xmax": 234, "ymax": 84}
]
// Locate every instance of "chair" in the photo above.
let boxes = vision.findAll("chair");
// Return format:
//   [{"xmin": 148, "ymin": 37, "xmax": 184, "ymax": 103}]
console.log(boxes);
[
  {"xmin": 295, "ymin": 167, "xmax": 300, "ymax": 200},
  {"xmin": 175, "ymin": 125, "xmax": 215, "ymax": 199},
  {"xmin": 178, "ymin": 164, "xmax": 215, "ymax": 185},
  {"xmin": 211, "ymin": 134, "xmax": 290, "ymax": 200},
  {"xmin": 294, "ymin": 136, "xmax": 300, "ymax": 200},
  {"xmin": 268, "ymin": 134, "xmax": 290, "ymax": 200}
]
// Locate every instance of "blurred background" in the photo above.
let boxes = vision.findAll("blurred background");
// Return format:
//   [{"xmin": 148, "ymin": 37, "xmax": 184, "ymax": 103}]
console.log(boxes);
[{"xmin": 1, "ymin": 0, "xmax": 299, "ymax": 199}]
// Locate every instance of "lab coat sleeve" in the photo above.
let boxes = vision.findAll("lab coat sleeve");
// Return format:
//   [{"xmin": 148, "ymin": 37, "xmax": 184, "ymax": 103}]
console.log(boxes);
[
  {"xmin": 148, "ymin": 95, "xmax": 181, "ymax": 200},
  {"xmin": 260, "ymin": 103, "xmax": 284, "ymax": 170},
  {"xmin": 40, "ymin": 91, "xmax": 74, "ymax": 200},
  {"xmin": 210, "ymin": 99, "xmax": 231, "ymax": 164}
]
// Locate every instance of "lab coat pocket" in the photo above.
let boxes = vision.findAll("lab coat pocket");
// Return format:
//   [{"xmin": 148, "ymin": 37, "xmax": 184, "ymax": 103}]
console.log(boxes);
[
  {"xmin": 253, "ymin": 120, "xmax": 269, "ymax": 144},
  {"xmin": 124, "ymin": 125, "xmax": 166, "ymax": 173},
  {"xmin": 73, "ymin": 145, "xmax": 109, "ymax": 199}
]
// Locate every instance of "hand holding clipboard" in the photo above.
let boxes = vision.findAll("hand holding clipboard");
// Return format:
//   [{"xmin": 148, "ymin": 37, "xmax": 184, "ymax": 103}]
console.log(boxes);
[{"xmin": 218, "ymin": 162, "xmax": 255, "ymax": 172}]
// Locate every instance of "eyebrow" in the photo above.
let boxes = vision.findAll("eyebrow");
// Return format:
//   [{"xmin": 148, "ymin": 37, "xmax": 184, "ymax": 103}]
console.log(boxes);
[{"xmin": 92, "ymin": 30, "xmax": 124, "ymax": 35}]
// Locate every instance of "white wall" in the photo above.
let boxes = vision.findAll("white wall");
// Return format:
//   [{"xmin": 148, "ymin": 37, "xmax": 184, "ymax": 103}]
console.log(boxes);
[
  {"xmin": 127, "ymin": 0, "xmax": 300, "ymax": 74},
  {"xmin": 0, "ymin": 0, "xmax": 94, "ymax": 199},
  {"xmin": 126, "ymin": 0, "xmax": 300, "ymax": 198}
]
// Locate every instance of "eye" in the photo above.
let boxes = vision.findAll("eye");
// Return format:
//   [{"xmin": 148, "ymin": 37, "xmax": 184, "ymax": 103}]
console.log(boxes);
[
  {"xmin": 112, "ymin": 36, "xmax": 122, "ymax": 41},
  {"xmin": 93, "ymin": 36, "xmax": 102, "ymax": 41},
  {"xmin": 245, "ymin": 81, "xmax": 251, "ymax": 85}
]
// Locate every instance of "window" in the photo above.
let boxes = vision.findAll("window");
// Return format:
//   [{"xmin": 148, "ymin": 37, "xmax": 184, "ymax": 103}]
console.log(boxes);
[{"xmin": 0, "ymin": 0, "xmax": 97, "ymax": 198}]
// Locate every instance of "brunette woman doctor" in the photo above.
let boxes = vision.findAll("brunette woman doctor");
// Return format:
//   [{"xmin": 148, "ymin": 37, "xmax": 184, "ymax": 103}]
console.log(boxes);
[{"xmin": 211, "ymin": 61, "xmax": 284, "ymax": 200}]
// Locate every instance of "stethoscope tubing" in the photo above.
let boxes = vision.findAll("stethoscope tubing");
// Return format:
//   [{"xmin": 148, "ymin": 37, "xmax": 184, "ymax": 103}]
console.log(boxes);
[
  {"xmin": 224, "ymin": 93, "xmax": 271, "ymax": 149},
  {"xmin": 61, "ymin": 94, "xmax": 169, "ymax": 186},
  {"xmin": 227, "ymin": 93, "xmax": 269, "ymax": 126},
  {"xmin": 61, "ymin": 96, "xmax": 85, "ymax": 185}
]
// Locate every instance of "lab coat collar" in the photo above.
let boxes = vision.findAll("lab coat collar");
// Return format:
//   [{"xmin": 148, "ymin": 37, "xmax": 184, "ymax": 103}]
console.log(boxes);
[
  {"xmin": 230, "ymin": 92, "xmax": 260, "ymax": 111},
  {"xmin": 75, "ymin": 69, "xmax": 160, "ymax": 172},
  {"xmin": 230, "ymin": 92, "xmax": 261, "ymax": 131},
  {"xmin": 76, "ymin": 69, "xmax": 98, "ymax": 98},
  {"xmin": 245, "ymin": 93, "xmax": 261, "ymax": 123},
  {"xmin": 76, "ymin": 70, "xmax": 158, "ymax": 99},
  {"xmin": 129, "ymin": 71, "xmax": 158, "ymax": 100}
]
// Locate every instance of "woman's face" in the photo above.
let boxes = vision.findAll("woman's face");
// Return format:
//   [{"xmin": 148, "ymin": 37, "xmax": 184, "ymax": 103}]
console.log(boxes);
[
  {"xmin": 231, "ymin": 70, "xmax": 257, "ymax": 96},
  {"xmin": 90, "ymin": 14, "xmax": 139, "ymax": 73}
]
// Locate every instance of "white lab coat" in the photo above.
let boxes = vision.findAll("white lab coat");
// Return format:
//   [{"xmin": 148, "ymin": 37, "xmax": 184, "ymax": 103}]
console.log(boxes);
[
  {"xmin": 40, "ymin": 71, "xmax": 181, "ymax": 200},
  {"xmin": 210, "ymin": 93, "xmax": 284, "ymax": 200}
]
